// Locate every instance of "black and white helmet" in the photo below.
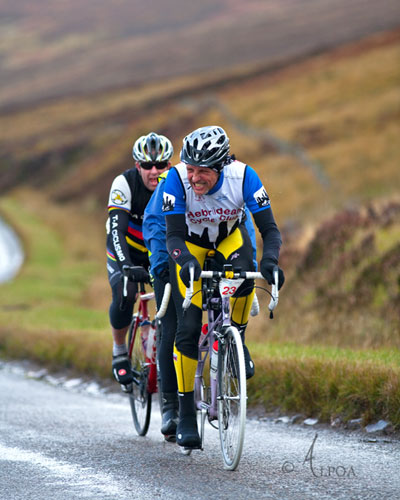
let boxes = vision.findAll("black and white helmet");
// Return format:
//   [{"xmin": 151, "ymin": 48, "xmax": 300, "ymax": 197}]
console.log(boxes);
[
  {"xmin": 180, "ymin": 126, "xmax": 230, "ymax": 171},
  {"xmin": 132, "ymin": 132, "xmax": 173, "ymax": 162}
]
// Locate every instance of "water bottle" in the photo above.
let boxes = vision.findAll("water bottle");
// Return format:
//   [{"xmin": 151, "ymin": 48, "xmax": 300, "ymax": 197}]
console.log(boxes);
[
  {"xmin": 210, "ymin": 340, "xmax": 218, "ymax": 380},
  {"xmin": 146, "ymin": 324, "xmax": 157, "ymax": 362},
  {"xmin": 140, "ymin": 320, "xmax": 150, "ymax": 354}
]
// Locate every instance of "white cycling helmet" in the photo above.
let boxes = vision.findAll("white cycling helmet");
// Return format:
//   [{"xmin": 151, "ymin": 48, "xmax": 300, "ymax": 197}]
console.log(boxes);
[
  {"xmin": 132, "ymin": 132, "xmax": 174, "ymax": 162},
  {"xmin": 180, "ymin": 126, "xmax": 230, "ymax": 171}
]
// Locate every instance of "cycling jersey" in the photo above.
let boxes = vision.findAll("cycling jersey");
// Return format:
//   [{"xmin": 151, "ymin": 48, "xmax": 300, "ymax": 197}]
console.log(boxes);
[
  {"xmin": 106, "ymin": 167, "xmax": 153, "ymax": 269},
  {"xmin": 143, "ymin": 170, "xmax": 258, "ymax": 278},
  {"xmin": 162, "ymin": 161, "xmax": 281, "ymax": 268}
]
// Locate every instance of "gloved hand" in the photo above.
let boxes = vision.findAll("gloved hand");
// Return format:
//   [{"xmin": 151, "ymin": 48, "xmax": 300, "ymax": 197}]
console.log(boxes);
[
  {"xmin": 260, "ymin": 259, "xmax": 285, "ymax": 290},
  {"xmin": 157, "ymin": 267, "xmax": 170, "ymax": 284},
  {"xmin": 123, "ymin": 265, "xmax": 150, "ymax": 283},
  {"xmin": 179, "ymin": 258, "xmax": 202, "ymax": 288}
]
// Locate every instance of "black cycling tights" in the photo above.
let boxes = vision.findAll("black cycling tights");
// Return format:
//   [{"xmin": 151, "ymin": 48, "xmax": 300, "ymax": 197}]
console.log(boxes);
[
  {"xmin": 154, "ymin": 278, "xmax": 178, "ymax": 394},
  {"xmin": 109, "ymin": 279, "xmax": 137, "ymax": 330}
]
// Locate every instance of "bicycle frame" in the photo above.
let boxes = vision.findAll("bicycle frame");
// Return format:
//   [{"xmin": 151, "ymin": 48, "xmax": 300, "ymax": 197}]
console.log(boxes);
[
  {"xmin": 121, "ymin": 266, "xmax": 171, "ymax": 436},
  {"xmin": 128, "ymin": 288, "xmax": 158, "ymax": 394},
  {"xmin": 193, "ymin": 265, "xmax": 279, "ymax": 414},
  {"xmin": 195, "ymin": 281, "xmax": 231, "ymax": 421}
]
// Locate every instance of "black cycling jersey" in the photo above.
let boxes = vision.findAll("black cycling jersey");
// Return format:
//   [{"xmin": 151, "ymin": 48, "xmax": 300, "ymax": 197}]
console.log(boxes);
[{"xmin": 106, "ymin": 167, "xmax": 153, "ymax": 269}]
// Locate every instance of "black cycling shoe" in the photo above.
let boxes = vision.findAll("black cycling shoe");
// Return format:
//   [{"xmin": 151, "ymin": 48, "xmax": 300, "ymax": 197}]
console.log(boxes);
[
  {"xmin": 161, "ymin": 392, "xmax": 179, "ymax": 440},
  {"xmin": 229, "ymin": 344, "xmax": 255, "ymax": 380},
  {"xmin": 243, "ymin": 344, "xmax": 255, "ymax": 379},
  {"xmin": 176, "ymin": 416, "xmax": 201, "ymax": 449},
  {"xmin": 112, "ymin": 354, "xmax": 134, "ymax": 385}
]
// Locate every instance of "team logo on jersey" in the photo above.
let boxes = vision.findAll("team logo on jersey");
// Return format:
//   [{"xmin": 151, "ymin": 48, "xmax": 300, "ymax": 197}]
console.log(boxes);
[
  {"xmin": 111, "ymin": 189, "xmax": 128, "ymax": 205},
  {"xmin": 253, "ymin": 186, "xmax": 270, "ymax": 208},
  {"xmin": 172, "ymin": 249, "xmax": 181, "ymax": 259},
  {"xmin": 162, "ymin": 192, "xmax": 175, "ymax": 212}
]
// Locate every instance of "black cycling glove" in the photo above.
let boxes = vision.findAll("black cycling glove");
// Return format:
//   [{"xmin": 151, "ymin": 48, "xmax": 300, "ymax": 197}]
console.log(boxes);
[
  {"xmin": 157, "ymin": 267, "xmax": 170, "ymax": 284},
  {"xmin": 179, "ymin": 259, "xmax": 202, "ymax": 288},
  {"xmin": 123, "ymin": 265, "xmax": 150, "ymax": 284},
  {"xmin": 260, "ymin": 259, "xmax": 285, "ymax": 290}
]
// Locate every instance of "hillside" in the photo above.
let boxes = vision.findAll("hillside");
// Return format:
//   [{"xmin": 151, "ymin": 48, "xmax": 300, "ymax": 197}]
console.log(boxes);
[
  {"xmin": 1, "ymin": 0, "xmax": 400, "ymax": 110},
  {"xmin": 1, "ymin": 29, "xmax": 399, "ymax": 214},
  {"xmin": 256, "ymin": 199, "xmax": 400, "ymax": 348}
]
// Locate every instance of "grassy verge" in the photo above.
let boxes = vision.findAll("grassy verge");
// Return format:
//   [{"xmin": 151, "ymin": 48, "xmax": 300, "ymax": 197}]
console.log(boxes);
[
  {"xmin": 0, "ymin": 191, "xmax": 111, "ymax": 376},
  {"xmin": 249, "ymin": 342, "xmax": 400, "ymax": 428}
]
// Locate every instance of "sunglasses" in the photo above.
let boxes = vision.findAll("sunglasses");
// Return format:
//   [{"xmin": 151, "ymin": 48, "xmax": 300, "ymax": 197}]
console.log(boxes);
[{"xmin": 139, "ymin": 161, "xmax": 169, "ymax": 170}]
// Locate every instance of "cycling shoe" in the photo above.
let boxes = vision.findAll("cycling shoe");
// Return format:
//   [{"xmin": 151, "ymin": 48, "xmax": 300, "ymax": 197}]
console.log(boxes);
[
  {"xmin": 161, "ymin": 392, "xmax": 179, "ymax": 438},
  {"xmin": 112, "ymin": 354, "xmax": 134, "ymax": 385},
  {"xmin": 243, "ymin": 344, "xmax": 255, "ymax": 379},
  {"xmin": 229, "ymin": 344, "xmax": 255, "ymax": 380},
  {"xmin": 176, "ymin": 415, "xmax": 201, "ymax": 449}
]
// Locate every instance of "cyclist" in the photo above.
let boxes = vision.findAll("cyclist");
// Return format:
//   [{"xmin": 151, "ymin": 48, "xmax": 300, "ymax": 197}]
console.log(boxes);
[
  {"xmin": 106, "ymin": 132, "xmax": 173, "ymax": 386},
  {"xmin": 143, "ymin": 170, "xmax": 258, "ymax": 441},
  {"xmin": 162, "ymin": 125, "xmax": 285, "ymax": 448}
]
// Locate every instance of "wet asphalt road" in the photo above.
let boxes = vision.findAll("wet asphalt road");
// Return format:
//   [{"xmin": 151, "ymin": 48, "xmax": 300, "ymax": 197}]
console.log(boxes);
[{"xmin": 0, "ymin": 363, "xmax": 399, "ymax": 500}]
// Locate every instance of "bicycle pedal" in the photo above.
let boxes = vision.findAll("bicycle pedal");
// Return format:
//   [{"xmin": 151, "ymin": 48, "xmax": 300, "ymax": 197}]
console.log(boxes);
[{"xmin": 182, "ymin": 444, "xmax": 202, "ymax": 451}]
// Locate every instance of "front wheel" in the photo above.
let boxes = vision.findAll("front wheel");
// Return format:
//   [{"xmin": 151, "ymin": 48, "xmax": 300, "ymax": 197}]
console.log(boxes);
[
  {"xmin": 128, "ymin": 320, "xmax": 152, "ymax": 436},
  {"xmin": 217, "ymin": 326, "xmax": 247, "ymax": 470}
]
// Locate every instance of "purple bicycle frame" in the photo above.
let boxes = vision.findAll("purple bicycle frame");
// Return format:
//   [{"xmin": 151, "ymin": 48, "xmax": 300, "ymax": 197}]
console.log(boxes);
[{"xmin": 194, "ymin": 293, "xmax": 232, "ymax": 420}]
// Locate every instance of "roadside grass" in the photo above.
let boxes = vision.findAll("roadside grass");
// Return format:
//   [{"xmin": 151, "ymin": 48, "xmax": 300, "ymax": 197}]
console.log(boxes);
[
  {"xmin": 249, "ymin": 341, "xmax": 400, "ymax": 428},
  {"xmin": 0, "ymin": 325, "xmax": 110, "ymax": 377},
  {"xmin": 0, "ymin": 191, "xmax": 109, "ymax": 336}
]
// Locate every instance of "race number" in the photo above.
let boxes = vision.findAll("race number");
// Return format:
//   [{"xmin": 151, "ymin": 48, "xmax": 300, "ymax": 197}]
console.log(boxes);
[{"xmin": 219, "ymin": 278, "xmax": 244, "ymax": 297}]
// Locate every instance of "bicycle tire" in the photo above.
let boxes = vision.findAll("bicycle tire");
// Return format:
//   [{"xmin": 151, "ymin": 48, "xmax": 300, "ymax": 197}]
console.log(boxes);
[
  {"xmin": 217, "ymin": 325, "xmax": 247, "ymax": 470},
  {"xmin": 128, "ymin": 319, "xmax": 152, "ymax": 436}
]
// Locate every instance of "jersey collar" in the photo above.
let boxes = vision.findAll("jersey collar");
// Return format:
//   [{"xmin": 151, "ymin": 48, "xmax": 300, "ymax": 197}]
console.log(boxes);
[{"xmin": 207, "ymin": 170, "xmax": 224, "ymax": 195}]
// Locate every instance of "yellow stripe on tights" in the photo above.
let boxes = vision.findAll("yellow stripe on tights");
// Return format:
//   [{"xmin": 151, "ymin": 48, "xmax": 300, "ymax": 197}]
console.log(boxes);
[
  {"xmin": 216, "ymin": 228, "xmax": 243, "ymax": 259},
  {"xmin": 231, "ymin": 289, "xmax": 255, "ymax": 326},
  {"xmin": 173, "ymin": 345, "xmax": 198, "ymax": 393}
]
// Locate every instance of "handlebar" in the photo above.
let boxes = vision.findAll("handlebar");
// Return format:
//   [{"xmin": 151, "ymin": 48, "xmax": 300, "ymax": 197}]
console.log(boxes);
[
  {"xmin": 122, "ymin": 265, "xmax": 147, "ymax": 296},
  {"xmin": 120, "ymin": 265, "xmax": 171, "ymax": 319},
  {"xmin": 155, "ymin": 283, "xmax": 171, "ymax": 319},
  {"xmin": 182, "ymin": 263, "xmax": 280, "ymax": 317}
]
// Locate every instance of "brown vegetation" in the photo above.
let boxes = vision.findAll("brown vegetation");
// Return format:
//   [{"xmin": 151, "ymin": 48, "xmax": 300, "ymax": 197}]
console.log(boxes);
[{"xmin": 1, "ymin": 0, "xmax": 399, "ymax": 110}]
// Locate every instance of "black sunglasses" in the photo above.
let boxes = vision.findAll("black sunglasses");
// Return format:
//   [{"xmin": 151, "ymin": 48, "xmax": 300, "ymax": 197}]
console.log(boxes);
[{"xmin": 139, "ymin": 161, "xmax": 169, "ymax": 170}]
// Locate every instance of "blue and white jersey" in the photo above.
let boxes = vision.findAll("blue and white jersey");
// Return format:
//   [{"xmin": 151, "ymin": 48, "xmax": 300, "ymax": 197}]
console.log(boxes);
[
  {"xmin": 162, "ymin": 161, "xmax": 270, "ymax": 247},
  {"xmin": 144, "ymin": 170, "xmax": 259, "ymax": 276}
]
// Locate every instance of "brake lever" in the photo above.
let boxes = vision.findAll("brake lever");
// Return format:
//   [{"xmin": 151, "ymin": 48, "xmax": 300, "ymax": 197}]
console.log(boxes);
[
  {"xmin": 182, "ymin": 263, "xmax": 195, "ymax": 312},
  {"xmin": 268, "ymin": 266, "xmax": 279, "ymax": 319}
]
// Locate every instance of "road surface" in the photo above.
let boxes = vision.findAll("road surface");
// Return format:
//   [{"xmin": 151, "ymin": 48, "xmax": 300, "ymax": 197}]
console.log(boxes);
[{"xmin": 1, "ymin": 362, "xmax": 399, "ymax": 499}]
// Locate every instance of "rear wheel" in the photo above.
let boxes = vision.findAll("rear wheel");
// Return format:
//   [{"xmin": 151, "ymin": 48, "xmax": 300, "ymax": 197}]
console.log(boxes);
[
  {"xmin": 217, "ymin": 326, "xmax": 246, "ymax": 470},
  {"xmin": 128, "ymin": 319, "xmax": 152, "ymax": 436}
]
